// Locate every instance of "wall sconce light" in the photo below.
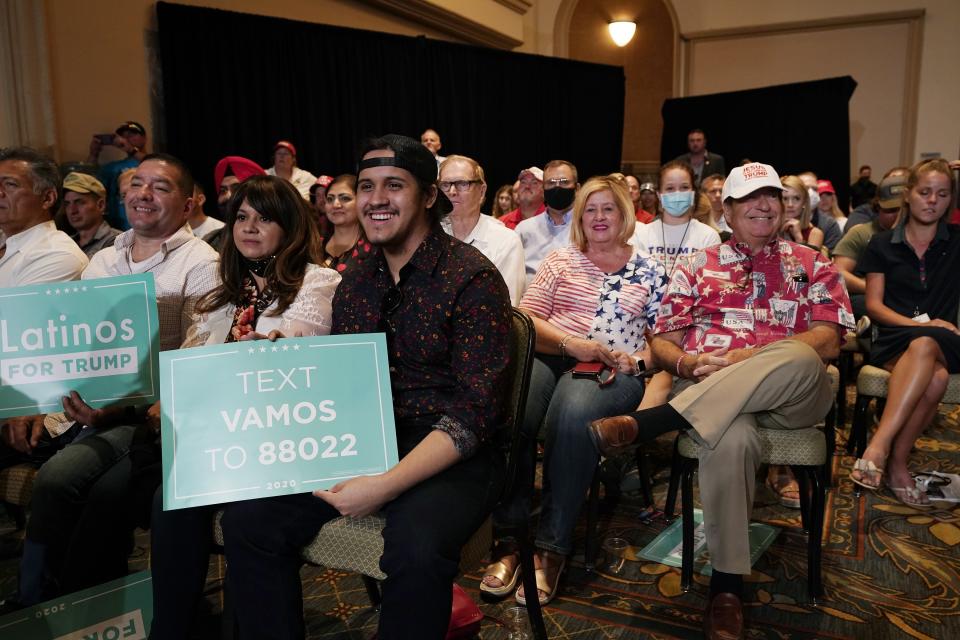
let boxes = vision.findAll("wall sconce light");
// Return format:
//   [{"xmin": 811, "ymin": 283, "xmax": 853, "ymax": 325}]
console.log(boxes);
[{"xmin": 608, "ymin": 21, "xmax": 637, "ymax": 47}]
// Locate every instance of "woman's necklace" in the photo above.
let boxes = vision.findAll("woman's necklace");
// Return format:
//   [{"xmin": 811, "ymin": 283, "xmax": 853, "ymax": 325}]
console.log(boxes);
[{"xmin": 660, "ymin": 217, "xmax": 691, "ymax": 279}]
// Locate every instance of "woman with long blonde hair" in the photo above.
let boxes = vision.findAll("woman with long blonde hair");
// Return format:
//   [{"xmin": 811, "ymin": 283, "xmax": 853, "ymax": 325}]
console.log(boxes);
[{"xmin": 780, "ymin": 175, "xmax": 824, "ymax": 249}]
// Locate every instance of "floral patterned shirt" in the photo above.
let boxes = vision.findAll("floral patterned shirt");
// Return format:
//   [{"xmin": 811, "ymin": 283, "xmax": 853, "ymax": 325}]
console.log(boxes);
[
  {"xmin": 654, "ymin": 237, "xmax": 854, "ymax": 354},
  {"xmin": 331, "ymin": 228, "xmax": 511, "ymax": 458},
  {"xmin": 321, "ymin": 236, "xmax": 375, "ymax": 273}
]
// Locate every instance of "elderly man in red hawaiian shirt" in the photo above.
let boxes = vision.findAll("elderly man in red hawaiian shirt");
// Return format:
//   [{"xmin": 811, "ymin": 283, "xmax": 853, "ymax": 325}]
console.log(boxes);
[{"xmin": 589, "ymin": 162, "xmax": 854, "ymax": 640}]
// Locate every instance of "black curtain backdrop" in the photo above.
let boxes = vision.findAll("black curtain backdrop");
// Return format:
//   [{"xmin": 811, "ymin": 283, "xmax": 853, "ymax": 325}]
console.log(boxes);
[
  {"xmin": 660, "ymin": 76, "xmax": 857, "ymax": 208},
  {"xmin": 155, "ymin": 2, "xmax": 625, "ymax": 206}
]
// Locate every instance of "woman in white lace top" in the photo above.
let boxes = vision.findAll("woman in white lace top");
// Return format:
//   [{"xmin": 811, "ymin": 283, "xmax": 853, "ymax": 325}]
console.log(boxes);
[
  {"xmin": 149, "ymin": 176, "xmax": 340, "ymax": 638},
  {"xmin": 183, "ymin": 175, "xmax": 340, "ymax": 346}
]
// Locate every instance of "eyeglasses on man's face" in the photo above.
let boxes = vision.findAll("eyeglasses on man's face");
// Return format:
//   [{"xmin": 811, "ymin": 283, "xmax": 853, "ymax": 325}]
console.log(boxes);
[{"xmin": 438, "ymin": 180, "xmax": 480, "ymax": 193}]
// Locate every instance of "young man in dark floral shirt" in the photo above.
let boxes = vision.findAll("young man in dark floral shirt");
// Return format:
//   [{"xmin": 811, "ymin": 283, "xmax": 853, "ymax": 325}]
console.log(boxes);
[{"xmin": 222, "ymin": 134, "xmax": 512, "ymax": 640}]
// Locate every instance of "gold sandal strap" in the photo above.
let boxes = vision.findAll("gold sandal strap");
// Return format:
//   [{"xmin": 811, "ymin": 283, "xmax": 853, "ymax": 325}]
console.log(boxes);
[{"xmin": 483, "ymin": 560, "xmax": 517, "ymax": 585}]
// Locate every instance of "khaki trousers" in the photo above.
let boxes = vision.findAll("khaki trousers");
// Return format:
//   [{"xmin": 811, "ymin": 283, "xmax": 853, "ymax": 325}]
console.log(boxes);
[{"xmin": 668, "ymin": 340, "xmax": 833, "ymax": 574}]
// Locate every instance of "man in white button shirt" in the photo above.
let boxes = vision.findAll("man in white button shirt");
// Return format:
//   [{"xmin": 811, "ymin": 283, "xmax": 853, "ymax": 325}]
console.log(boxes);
[
  {"xmin": 2, "ymin": 153, "xmax": 219, "ymax": 608},
  {"xmin": 439, "ymin": 155, "xmax": 525, "ymax": 304},
  {"xmin": 0, "ymin": 147, "xmax": 88, "ymax": 288}
]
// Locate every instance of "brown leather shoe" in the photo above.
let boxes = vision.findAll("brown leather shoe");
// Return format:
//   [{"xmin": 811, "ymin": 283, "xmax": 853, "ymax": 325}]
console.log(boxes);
[
  {"xmin": 587, "ymin": 415, "xmax": 639, "ymax": 457},
  {"xmin": 703, "ymin": 592, "xmax": 744, "ymax": 640}
]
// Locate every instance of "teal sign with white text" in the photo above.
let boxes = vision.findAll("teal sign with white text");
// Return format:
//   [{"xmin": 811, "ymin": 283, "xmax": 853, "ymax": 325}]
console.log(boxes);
[
  {"xmin": 0, "ymin": 275, "xmax": 160, "ymax": 418},
  {"xmin": 160, "ymin": 333, "xmax": 399, "ymax": 510},
  {"xmin": 0, "ymin": 571, "xmax": 152, "ymax": 640}
]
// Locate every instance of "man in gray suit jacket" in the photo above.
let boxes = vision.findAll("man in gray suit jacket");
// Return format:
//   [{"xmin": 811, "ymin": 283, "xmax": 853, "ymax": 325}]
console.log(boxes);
[{"xmin": 674, "ymin": 129, "xmax": 726, "ymax": 188}]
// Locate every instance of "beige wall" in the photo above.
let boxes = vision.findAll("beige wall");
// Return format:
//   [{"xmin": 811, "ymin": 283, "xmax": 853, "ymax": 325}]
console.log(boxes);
[
  {"xmin": 671, "ymin": 0, "xmax": 960, "ymax": 167},
  {"xmin": 567, "ymin": 0, "xmax": 674, "ymax": 168},
  {"xmin": 42, "ymin": 0, "xmax": 457, "ymax": 162},
  {"xmin": 687, "ymin": 20, "xmax": 913, "ymax": 177}
]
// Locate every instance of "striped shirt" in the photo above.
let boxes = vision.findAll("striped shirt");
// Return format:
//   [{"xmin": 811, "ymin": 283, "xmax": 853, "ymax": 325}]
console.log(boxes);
[{"xmin": 520, "ymin": 246, "xmax": 666, "ymax": 353}]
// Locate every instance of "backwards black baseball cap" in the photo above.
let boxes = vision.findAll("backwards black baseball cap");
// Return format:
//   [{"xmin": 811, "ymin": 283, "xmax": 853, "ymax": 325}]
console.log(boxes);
[{"xmin": 357, "ymin": 134, "xmax": 452, "ymax": 216}]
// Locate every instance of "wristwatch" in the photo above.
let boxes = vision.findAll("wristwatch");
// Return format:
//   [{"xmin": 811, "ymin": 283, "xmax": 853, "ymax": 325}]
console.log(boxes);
[{"xmin": 632, "ymin": 357, "xmax": 646, "ymax": 376}]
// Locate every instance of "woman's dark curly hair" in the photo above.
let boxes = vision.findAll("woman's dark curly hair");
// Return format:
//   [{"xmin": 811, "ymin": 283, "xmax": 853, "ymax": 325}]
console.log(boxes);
[{"xmin": 197, "ymin": 175, "xmax": 322, "ymax": 316}]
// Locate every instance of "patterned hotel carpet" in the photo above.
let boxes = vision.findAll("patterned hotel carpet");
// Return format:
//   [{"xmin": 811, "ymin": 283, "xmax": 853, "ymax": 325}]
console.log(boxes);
[{"xmin": 2, "ymin": 401, "xmax": 959, "ymax": 639}]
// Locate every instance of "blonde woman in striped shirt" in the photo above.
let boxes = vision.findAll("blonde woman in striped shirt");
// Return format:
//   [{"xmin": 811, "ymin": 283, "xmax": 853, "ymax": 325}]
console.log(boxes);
[{"xmin": 481, "ymin": 176, "xmax": 667, "ymax": 606}]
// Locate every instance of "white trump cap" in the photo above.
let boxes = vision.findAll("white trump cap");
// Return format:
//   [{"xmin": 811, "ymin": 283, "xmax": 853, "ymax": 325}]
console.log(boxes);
[{"xmin": 721, "ymin": 162, "xmax": 785, "ymax": 200}]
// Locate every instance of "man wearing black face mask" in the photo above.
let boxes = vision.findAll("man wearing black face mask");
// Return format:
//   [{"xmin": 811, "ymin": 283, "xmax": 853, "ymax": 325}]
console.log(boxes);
[
  {"xmin": 515, "ymin": 160, "xmax": 579, "ymax": 284},
  {"xmin": 849, "ymin": 165, "xmax": 877, "ymax": 210}
]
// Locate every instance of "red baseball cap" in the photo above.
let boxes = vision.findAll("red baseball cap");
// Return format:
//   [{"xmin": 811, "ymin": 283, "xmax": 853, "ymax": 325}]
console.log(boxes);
[
  {"xmin": 816, "ymin": 179, "xmax": 836, "ymax": 195},
  {"xmin": 273, "ymin": 140, "xmax": 297, "ymax": 156},
  {"xmin": 309, "ymin": 175, "xmax": 335, "ymax": 195}
]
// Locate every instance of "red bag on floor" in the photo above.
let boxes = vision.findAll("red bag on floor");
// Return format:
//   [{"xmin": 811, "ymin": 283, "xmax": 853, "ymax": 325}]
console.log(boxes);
[{"xmin": 447, "ymin": 584, "xmax": 483, "ymax": 638}]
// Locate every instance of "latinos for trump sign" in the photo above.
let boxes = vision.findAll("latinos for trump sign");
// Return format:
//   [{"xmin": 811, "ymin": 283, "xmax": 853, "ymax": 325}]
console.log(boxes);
[
  {"xmin": 160, "ymin": 333, "xmax": 399, "ymax": 510},
  {"xmin": 0, "ymin": 275, "xmax": 160, "ymax": 419},
  {"xmin": 0, "ymin": 571, "xmax": 152, "ymax": 640}
]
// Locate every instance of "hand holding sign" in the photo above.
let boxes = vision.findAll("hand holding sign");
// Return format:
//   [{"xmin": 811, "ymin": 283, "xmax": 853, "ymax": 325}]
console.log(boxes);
[
  {"xmin": 0, "ymin": 414, "xmax": 45, "ymax": 453},
  {"xmin": 61, "ymin": 390, "xmax": 117, "ymax": 429},
  {"xmin": 315, "ymin": 474, "xmax": 393, "ymax": 518},
  {"xmin": 239, "ymin": 328, "xmax": 287, "ymax": 342}
]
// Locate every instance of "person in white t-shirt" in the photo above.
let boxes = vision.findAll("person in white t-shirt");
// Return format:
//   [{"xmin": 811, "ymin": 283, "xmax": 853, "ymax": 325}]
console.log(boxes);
[
  {"xmin": 265, "ymin": 140, "xmax": 316, "ymax": 200},
  {"xmin": 632, "ymin": 160, "xmax": 721, "ymax": 409},
  {"xmin": 439, "ymin": 155, "xmax": 525, "ymax": 304},
  {"xmin": 632, "ymin": 161, "xmax": 721, "ymax": 274}
]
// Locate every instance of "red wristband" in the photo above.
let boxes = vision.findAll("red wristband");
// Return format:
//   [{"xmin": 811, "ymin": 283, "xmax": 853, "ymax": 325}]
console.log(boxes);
[{"xmin": 676, "ymin": 354, "xmax": 685, "ymax": 377}]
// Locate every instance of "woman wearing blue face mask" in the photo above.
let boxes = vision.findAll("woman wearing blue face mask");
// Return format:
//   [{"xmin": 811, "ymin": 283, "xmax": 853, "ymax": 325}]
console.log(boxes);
[
  {"xmin": 632, "ymin": 161, "xmax": 721, "ymax": 276},
  {"xmin": 630, "ymin": 161, "xmax": 722, "ymax": 414}
]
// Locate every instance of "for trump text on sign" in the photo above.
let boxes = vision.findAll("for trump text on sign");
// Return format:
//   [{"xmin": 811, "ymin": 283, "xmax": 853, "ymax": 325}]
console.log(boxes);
[
  {"xmin": 0, "ymin": 275, "xmax": 160, "ymax": 419},
  {"xmin": 0, "ymin": 571, "xmax": 152, "ymax": 640},
  {"xmin": 160, "ymin": 333, "xmax": 399, "ymax": 510}
]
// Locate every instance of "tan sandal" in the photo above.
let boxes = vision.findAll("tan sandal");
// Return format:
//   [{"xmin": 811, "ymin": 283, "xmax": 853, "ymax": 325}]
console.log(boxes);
[
  {"xmin": 515, "ymin": 551, "xmax": 565, "ymax": 607},
  {"xmin": 479, "ymin": 552, "xmax": 521, "ymax": 597},
  {"xmin": 886, "ymin": 480, "xmax": 934, "ymax": 511},
  {"xmin": 851, "ymin": 458, "xmax": 884, "ymax": 491}
]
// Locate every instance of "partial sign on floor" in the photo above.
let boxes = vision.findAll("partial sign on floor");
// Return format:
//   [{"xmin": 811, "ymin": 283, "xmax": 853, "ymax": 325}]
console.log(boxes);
[
  {"xmin": 0, "ymin": 571, "xmax": 152, "ymax": 639},
  {"xmin": 638, "ymin": 509, "xmax": 780, "ymax": 575},
  {"xmin": 0, "ymin": 274, "xmax": 160, "ymax": 418},
  {"xmin": 160, "ymin": 333, "xmax": 399, "ymax": 510}
]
